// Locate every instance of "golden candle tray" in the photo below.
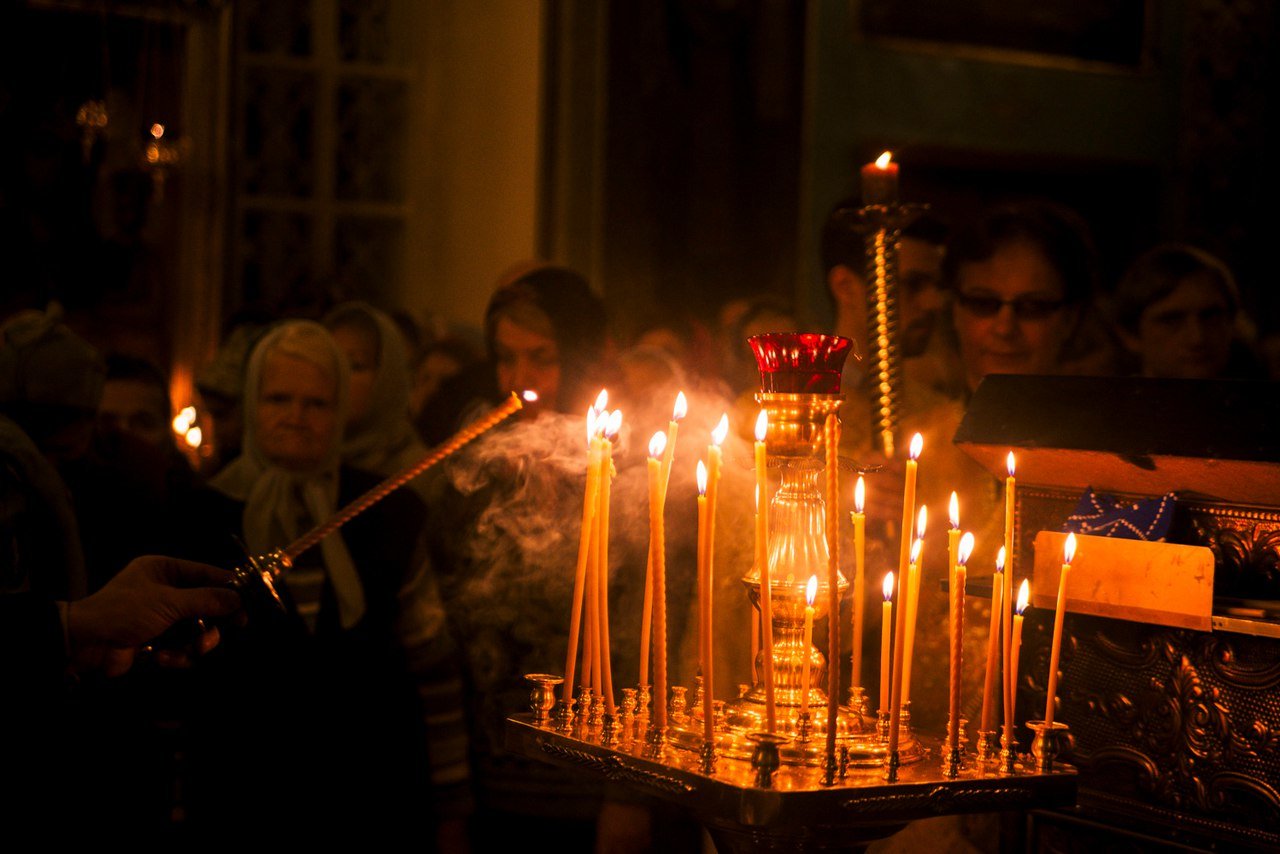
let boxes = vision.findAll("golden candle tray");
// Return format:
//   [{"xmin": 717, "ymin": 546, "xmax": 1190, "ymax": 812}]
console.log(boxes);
[{"xmin": 505, "ymin": 713, "xmax": 1077, "ymax": 853}]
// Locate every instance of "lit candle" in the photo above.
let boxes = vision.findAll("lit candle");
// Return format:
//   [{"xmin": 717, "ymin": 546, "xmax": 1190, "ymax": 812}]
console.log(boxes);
[
  {"xmin": 896, "ymin": 433, "xmax": 923, "ymax": 603},
  {"xmin": 754, "ymin": 410, "xmax": 776, "ymax": 732},
  {"xmin": 1002, "ymin": 453, "xmax": 1016, "ymax": 751},
  {"xmin": 980, "ymin": 547, "xmax": 1006, "ymax": 735},
  {"xmin": 563, "ymin": 404, "xmax": 603, "ymax": 704},
  {"xmin": 1044, "ymin": 534, "xmax": 1076, "ymax": 728},
  {"xmin": 800, "ymin": 574, "xmax": 818, "ymax": 719},
  {"xmin": 902, "ymin": 507, "xmax": 926, "ymax": 705},
  {"xmin": 662, "ymin": 392, "xmax": 687, "ymax": 493},
  {"xmin": 641, "ymin": 432, "xmax": 667, "ymax": 695},
  {"xmin": 824, "ymin": 412, "xmax": 841, "ymax": 765},
  {"xmin": 880, "ymin": 572, "xmax": 894, "ymax": 714},
  {"xmin": 640, "ymin": 393, "xmax": 683, "ymax": 699},
  {"xmin": 647, "ymin": 432, "xmax": 669, "ymax": 730},
  {"xmin": 887, "ymin": 539, "xmax": 917, "ymax": 754},
  {"xmin": 696, "ymin": 463, "xmax": 716, "ymax": 742},
  {"xmin": 596, "ymin": 410, "xmax": 622, "ymax": 714},
  {"xmin": 1011, "ymin": 580, "xmax": 1030, "ymax": 735},
  {"xmin": 949, "ymin": 532, "xmax": 974, "ymax": 755},
  {"xmin": 702, "ymin": 415, "xmax": 728, "ymax": 744},
  {"xmin": 851, "ymin": 476, "xmax": 867, "ymax": 690},
  {"xmin": 861, "ymin": 150, "xmax": 899, "ymax": 206},
  {"xmin": 948, "ymin": 491, "xmax": 960, "ymax": 595}
]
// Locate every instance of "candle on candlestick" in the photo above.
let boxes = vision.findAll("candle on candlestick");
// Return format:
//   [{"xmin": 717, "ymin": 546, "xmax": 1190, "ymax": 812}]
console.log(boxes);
[
  {"xmin": 596, "ymin": 410, "xmax": 621, "ymax": 714},
  {"xmin": 1045, "ymin": 534, "xmax": 1076, "ymax": 728},
  {"xmin": 754, "ymin": 410, "xmax": 776, "ymax": 732},
  {"xmin": 696, "ymin": 461, "xmax": 710, "ymax": 743},
  {"xmin": 661, "ymin": 392, "xmax": 686, "ymax": 492},
  {"xmin": 563, "ymin": 405, "xmax": 604, "ymax": 704},
  {"xmin": 1011, "ymin": 579, "xmax": 1029, "ymax": 734},
  {"xmin": 703, "ymin": 414, "xmax": 727, "ymax": 747},
  {"xmin": 896, "ymin": 433, "xmax": 923, "ymax": 606},
  {"xmin": 1002, "ymin": 453, "xmax": 1017, "ymax": 751},
  {"xmin": 948, "ymin": 491, "xmax": 960, "ymax": 592},
  {"xmin": 641, "ymin": 432, "xmax": 667, "ymax": 694},
  {"xmin": 800, "ymin": 574, "xmax": 818, "ymax": 720},
  {"xmin": 641, "ymin": 397, "xmax": 680, "ymax": 691},
  {"xmin": 949, "ymin": 532, "xmax": 974, "ymax": 755},
  {"xmin": 851, "ymin": 476, "xmax": 867, "ymax": 689},
  {"xmin": 861, "ymin": 150, "xmax": 899, "ymax": 206},
  {"xmin": 880, "ymin": 572, "xmax": 894, "ymax": 714},
  {"xmin": 980, "ymin": 547, "xmax": 1006, "ymax": 734},
  {"xmin": 648, "ymin": 433, "xmax": 670, "ymax": 730},
  {"xmin": 824, "ymin": 412, "xmax": 841, "ymax": 770},
  {"xmin": 902, "ymin": 506, "xmax": 926, "ymax": 705}
]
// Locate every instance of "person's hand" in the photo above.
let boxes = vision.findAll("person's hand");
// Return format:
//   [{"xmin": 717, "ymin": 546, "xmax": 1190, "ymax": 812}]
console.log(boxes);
[{"xmin": 67, "ymin": 556, "xmax": 243, "ymax": 677}]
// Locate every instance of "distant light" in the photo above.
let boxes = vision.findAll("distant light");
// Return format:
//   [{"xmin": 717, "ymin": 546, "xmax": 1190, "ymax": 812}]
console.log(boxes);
[
  {"xmin": 875, "ymin": 151, "xmax": 893, "ymax": 169},
  {"xmin": 150, "ymin": 123, "xmax": 165, "ymax": 139},
  {"xmin": 522, "ymin": 390, "xmax": 539, "ymax": 402},
  {"xmin": 184, "ymin": 426, "xmax": 202, "ymax": 448}
]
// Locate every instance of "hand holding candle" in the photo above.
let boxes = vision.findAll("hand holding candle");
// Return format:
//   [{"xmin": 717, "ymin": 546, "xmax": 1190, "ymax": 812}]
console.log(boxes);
[{"xmin": 1044, "ymin": 534, "xmax": 1076, "ymax": 728}]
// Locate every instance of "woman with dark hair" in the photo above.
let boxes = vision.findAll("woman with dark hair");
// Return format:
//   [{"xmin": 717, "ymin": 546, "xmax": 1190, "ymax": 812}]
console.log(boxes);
[
  {"xmin": 1114, "ymin": 243, "xmax": 1263, "ymax": 379},
  {"xmin": 944, "ymin": 200, "xmax": 1112, "ymax": 392}
]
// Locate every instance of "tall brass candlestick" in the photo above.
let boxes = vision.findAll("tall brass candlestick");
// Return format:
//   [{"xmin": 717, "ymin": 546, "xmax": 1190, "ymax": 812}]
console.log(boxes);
[
  {"xmin": 1045, "ymin": 534, "xmax": 1076, "ymax": 728},
  {"xmin": 851, "ymin": 477, "xmax": 866, "ymax": 689}
]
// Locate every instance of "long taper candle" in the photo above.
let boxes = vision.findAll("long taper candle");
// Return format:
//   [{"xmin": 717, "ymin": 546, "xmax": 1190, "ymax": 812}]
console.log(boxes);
[
  {"xmin": 800, "ymin": 574, "xmax": 818, "ymax": 720},
  {"xmin": 646, "ymin": 432, "xmax": 669, "ymax": 730},
  {"xmin": 897, "ymin": 433, "xmax": 923, "ymax": 589},
  {"xmin": 696, "ymin": 461, "xmax": 709, "ymax": 741},
  {"xmin": 980, "ymin": 547, "xmax": 1006, "ymax": 734},
  {"xmin": 880, "ymin": 572, "xmax": 894, "ymax": 714},
  {"xmin": 564, "ymin": 405, "xmax": 603, "ymax": 704},
  {"xmin": 703, "ymin": 415, "xmax": 727, "ymax": 745},
  {"xmin": 1011, "ymin": 579, "xmax": 1029, "ymax": 731},
  {"xmin": 851, "ymin": 477, "xmax": 867, "ymax": 689},
  {"xmin": 902, "ymin": 506, "xmax": 927, "ymax": 705},
  {"xmin": 1045, "ymin": 534, "xmax": 1076, "ymax": 728},
  {"xmin": 641, "ymin": 432, "xmax": 667, "ymax": 693},
  {"xmin": 596, "ymin": 410, "xmax": 621, "ymax": 714},
  {"xmin": 824, "ymin": 412, "xmax": 841, "ymax": 772},
  {"xmin": 949, "ymin": 532, "xmax": 974, "ymax": 755},
  {"xmin": 948, "ymin": 492, "xmax": 960, "ymax": 598},
  {"xmin": 754, "ymin": 410, "xmax": 776, "ymax": 732},
  {"xmin": 1002, "ymin": 453, "xmax": 1016, "ymax": 746}
]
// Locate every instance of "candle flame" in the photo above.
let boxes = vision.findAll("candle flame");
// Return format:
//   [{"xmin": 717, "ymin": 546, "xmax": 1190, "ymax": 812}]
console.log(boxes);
[
  {"xmin": 916, "ymin": 504, "xmax": 928, "ymax": 539},
  {"xmin": 585, "ymin": 408, "xmax": 595, "ymax": 446},
  {"xmin": 521, "ymin": 390, "xmax": 539, "ymax": 402},
  {"xmin": 1007, "ymin": 451, "xmax": 1016, "ymax": 477},
  {"xmin": 883, "ymin": 571, "xmax": 895, "ymax": 601},
  {"xmin": 854, "ymin": 476, "xmax": 865, "ymax": 513},
  {"xmin": 606, "ymin": 409, "xmax": 622, "ymax": 438},
  {"xmin": 875, "ymin": 151, "xmax": 892, "ymax": 169},
  {"xmin": 996, "ymin": 545, "xmax": 1006, "ymax": 573},
  {"xmin": 673, "ymin": 391, "xmax": 688, "ymax": 421},
  {"xmin": 697, "ymin": 460, "xmax": 707, "ymax": 495},
  {"xmin": 172, "ymin": 406, "xmax": 196, "ymax": 434},
  {"xmin": 649, "ymin": 431, "xmax": 667, "ymax": 458},
  {"xmin": 1064, "ymin": 532, "xmax": 1077, "ymax": 565},
  {"xmin": 949, "ymin": 491, "xmax": 959, "ymax": 528},
  {"xmin": 957, "ymin": 532, "xmax": 975, "ymax": 566},
  {"xmin": 596, "ymin": 410, "xmax": 610, "ymax": 439},
  {"xmin": 150, "ymin": 123, "xmax": 165, "ymax": 139},
  {"xmin": 1016, "ymin": 579, "xmax": 1030, "ymax": 614},
  {"xmin": 910, "ymin": 537, "xmax": 922, "ymax": 565},
  {"xmin": 754, "ymin": 409, "xmax": 768, "ymax": 443},
  {"xmin": 805, "ymin": 574, "xmax": 818, "ymax": 606},
  {"xmin": 594, "ymin": 389, "xmax": 609, "ymax": 412},
  {"xmin": 909, "ymin": 432, "xmax": 923, "ymax": 460},
  {"xmin": 711, "ymin": 413, "xmax": 729, "ymax": 446},
  {"xmin": 184, "ymin": 425, "xmax": 202, "ymax": 448}
]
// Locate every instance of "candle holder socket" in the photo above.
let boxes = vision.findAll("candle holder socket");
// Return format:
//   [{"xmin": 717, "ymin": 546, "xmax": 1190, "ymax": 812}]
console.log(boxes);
[
  {"xmin": 637, "ymin": 684, "xmax": 651, "ymax": 721},
  {"xmin": 621, "ymin": 688, "xmax": 637, "ymax": 724},
  {"xmin": 942, "ymin": 747, "xmax": 961, "ymax": 779},
  {"xmin": 524, "ymin": 673, "xmax": 563, "ymax": 726},
  {"xmin": 587, "ymin": 691, "xmax": 603, "ymax": 728},
  {"xmin": 1026, "ymin": 720, "xmax": 1070, "ymax": 773},
  {"xmin": 670, "ymin": 686, "xmax": 688, "ymax": 724},
  {"xmin": 797, "ymin": 711, "xmax": 813, "ymax": 743},
  {"xmin": 747, "ymin": 732, "xmax": 789, "ymax": 789},
  {"xmin": 976, "ymin": 729, "xmax": 1000, "ymax": 763},
  {"xmin": 876, "ymin": 710, "xmax": 890, "ymax": 743},
  {"xmin": 601, "ymin": 713, "xmax": 617, "ymax": 747},
  {"xmin": 885, "ymin": 749, "xmax": 900, "ymax": 783}
]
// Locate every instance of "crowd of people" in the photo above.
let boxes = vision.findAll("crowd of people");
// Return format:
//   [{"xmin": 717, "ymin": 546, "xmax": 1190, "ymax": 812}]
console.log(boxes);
[{"xmin": 0, "ymin": 196, "xmax": 1274, "ymax": 847}]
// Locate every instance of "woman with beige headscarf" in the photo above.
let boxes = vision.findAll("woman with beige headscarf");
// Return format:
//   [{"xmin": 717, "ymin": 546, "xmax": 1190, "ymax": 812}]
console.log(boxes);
[{"xmin": 190, "ymin": 320, "xmax": 469, "ymax": 845}]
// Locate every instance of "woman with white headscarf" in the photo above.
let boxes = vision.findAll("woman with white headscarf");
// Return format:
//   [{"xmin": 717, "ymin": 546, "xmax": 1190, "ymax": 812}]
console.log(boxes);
[{"xmin": 190, "ymin": 320, "xmax": 470, "ymax": 844}]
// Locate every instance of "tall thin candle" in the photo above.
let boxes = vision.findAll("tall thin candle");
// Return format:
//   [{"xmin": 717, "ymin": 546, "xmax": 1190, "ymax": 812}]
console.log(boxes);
[
  {"xmin": 646, "ymin": 432, "xmax": 669, "ymax": 730},
  {"xmin": 902, "ymin": 506, "xmax": 927, "ymax": 705},
  {"xmin": 851, "ymin": 477, "xmax": 867, "ymax": 689},
  {"xmin": 824, "ymin": 412, "xmax": 841, "ymax": 768},
  {"xmin": 696, "ymin": 461, "xmax": 712, "ymax": 745},
  {"xmin": 1002, "ymin": 453, "xmax": 1016, "ymax": 748},
  {"xmin": 949, "ymin": 532, "xmax": 974, "ymax": 755},
  {"xmin": 641, "ymin": 393, "xmax": 683, "ymax": 694},
  {"xmin": 980, "ymin": 547, "xmax": 1006, "ymax": 734},
  {"xmin": 896, "ymin": 433, "xmax": 923, "ymax": 589},
  {"xmin": 880, "ymin": 572, "xmax": 894, "ymax": 714},
  {"xmin": 1011, "ymin": 580, "xmax": 1029, "ymax": 733},
  {"xmin": 596, "ymin": 410, "xmax": 621, "ymax": 714},
  {"xmin": 563, "ymin": 406, "xmax": 603, "ymax": 704},
  {"xmin": 754, "ymin": 410, "xmax": 776, "ymax": 732},
  {"xmin": 1045, "ymin": 534, "xmax": 1076, "ymax": 728},
  {"xmin": 800, "ymin": 574, "xmax": 818, "ymax": 720},
  {"xmin": 703, "ymin": 415, "xmax": 728, "ymax": 745},
  {"xmin": 641, "ymin": 433, "xmax": 666, "ymax": 693}
]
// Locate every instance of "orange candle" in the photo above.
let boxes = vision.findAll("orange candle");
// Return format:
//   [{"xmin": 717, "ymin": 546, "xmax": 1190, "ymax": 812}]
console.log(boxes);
[
  {"xmin": 889, "ymin": 537, "xmax": 920, "ymax": 754},
  {"xmin": 754, "ymin": 410, "xmax": 776, "ymax": 732},
  {"xmin": 647, "ymin": 433, "xmax": 669, "ymax": 730},
  {"xmin": 641, "ymin": 432, "xmax": 667, "ymax": 693},
  {"xmin": 948, "ymin": 492, "xmax": 960, "ymax": 597},
  {"xmin": 824, "ymin": 412, "xmax": 841, "ymax": 763},
  {"xmin": 563, "ymin": 406, "xmax": 603, "ymax": 704},
  {"xmin": 902, "ymin": 506, "xmax": 927, "ymax": 705},
  {"xmin": 596, "ymin": 411, "xmax": 620, "ymax": 715},
  {"xmin": 949, "ymin": 532, "xmax": 974, "ymax": 753},
  {"xmin": 861, "ymin": 150, "xmax": 899, "ymax": 206},
  {"xmin": 880, "ymin": 572, "xmax": 894, "ymax": 714},
  {"xmin": 703, "ymin": 414, "xmax": 728, "ymax": 746},
  {"xmin": 1011, "ymin": 580, "xmax": 1029, "ymax": 732},
  {"xmin": 800, "ymin": 575, "xmax": 818, "ymax": 719},
  {"xmin": 980, "ymin": 547, "xmax": 1006, "ymax": 733},
  {"xmin": 851, "ymin": 477, "xmax": 867, "ymax": 689},
  {"xmin": 1045, "ymin": 534, "xmax": 1076, "ymax": 728},
  {"xmin": 1002, "ymin": 453, "xmax": 1016, "ymax": 744},
  {"xmin": 696, "ymin": 461, "xmax": 709, "ymax": 742}
]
